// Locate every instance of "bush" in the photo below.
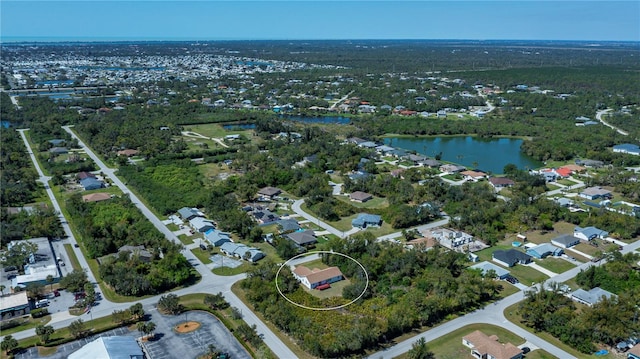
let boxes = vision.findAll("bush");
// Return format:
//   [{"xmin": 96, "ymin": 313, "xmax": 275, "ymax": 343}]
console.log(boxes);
[
  {"xmin": 31, "ymin": 308, "xmax": 49, "ymax": 318},
  {"xmin": 0, "ymin": 319, "xmax": 22, "ymax": 330}
]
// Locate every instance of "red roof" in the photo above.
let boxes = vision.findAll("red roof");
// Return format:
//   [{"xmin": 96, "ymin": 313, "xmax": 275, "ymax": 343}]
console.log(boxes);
[{"xmin": 555, "ymin": 168, "xmax": 572, "ymax": 177}]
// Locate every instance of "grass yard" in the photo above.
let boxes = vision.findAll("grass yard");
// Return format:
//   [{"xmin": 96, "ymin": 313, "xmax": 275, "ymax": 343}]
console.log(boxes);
[
  {"xmin": 520, "ymin": 221, "xmax": 575, "ymax": 244},
  {"xmin": 178, "ymin": 234, "xmax": 194, "ymax": 245},
  {"xmin": 507, "ymin": 265, "xmax": 549, "ymax": 286},
  {"xmin": 302, "ymin": 278, "xmax": 352, "ymax": 300},
  {"xmin": 212, "ymin": 262, "xmax": 254, "ymax": 276},
  {"xmin": 191, "ymin": 247, "xmax": 213, "ymax": 264},
  {"xmin": 573, "ymin": 242, "xmax": 602, "ymax": 257},
  {"xmin": 392, "ymin": 323, "xmax": 526, "ymax": 359},
  {"xmin": 63, "ymin": 244, "xmax": 81, "ymax": 270},
  {"xmin": 535, "ymin": 257, "xmax": 576, "ymax": 274},
  {"xmin": 335, "ymin": 195, "xmax": 389, "ymax": 209},
  {"xmin": 0, "ymin": 315, "xmax": 52, "ymax": 336},
  {"xmin": 184, "ymin": 123, "xmax": 253, "ymax": 139}
]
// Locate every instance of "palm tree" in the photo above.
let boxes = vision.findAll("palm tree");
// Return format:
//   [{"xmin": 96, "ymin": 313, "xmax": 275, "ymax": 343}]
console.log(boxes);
[{"xmin": 0, "ymin": 284, "xmax": 5, "ymax": 296}]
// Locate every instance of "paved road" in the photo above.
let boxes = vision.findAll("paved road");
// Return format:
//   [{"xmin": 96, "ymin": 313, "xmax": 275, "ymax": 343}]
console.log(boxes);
[
  {"xmin": 596, "ymin": 108, "xmax": 628, "ymax": 136},
  {"xmin": 17, "ymin": 129, "xmax": 97, "ymax": 284},
  {"xmin": 292, "ymin": 199, "xmax": 360, "ymax": 238},
  {"xmin": 371, "ymin": 238, "xmax": 640, "ymax": 359},
  {"xmin": 6, "ymin": 127, "xmax": 299, "ymax": 358}
]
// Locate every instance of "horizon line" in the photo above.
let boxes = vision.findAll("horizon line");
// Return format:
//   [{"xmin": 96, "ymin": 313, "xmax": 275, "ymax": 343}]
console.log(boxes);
[{"xmin": 2, "ymin": 37, "xmax": 639, "ymax": 44}]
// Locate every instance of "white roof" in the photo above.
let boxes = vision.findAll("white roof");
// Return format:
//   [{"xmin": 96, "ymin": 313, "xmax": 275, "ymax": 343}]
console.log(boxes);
[
  {"xmin": 12, "ymin": 264, "xmax": 59, "ymax": 287},
  {"xmin": 0, "ymin": 292, "xmax": 29, "ymax": 311},
  {"xmin": 68, "ymin": 336, "xmax": 143, "ymax": 359}
]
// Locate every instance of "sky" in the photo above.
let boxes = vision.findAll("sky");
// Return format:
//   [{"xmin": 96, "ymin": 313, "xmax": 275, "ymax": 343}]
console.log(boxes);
[{"xmin": 1, "ymin": 1, "xmax": 639, "ymax": 42}]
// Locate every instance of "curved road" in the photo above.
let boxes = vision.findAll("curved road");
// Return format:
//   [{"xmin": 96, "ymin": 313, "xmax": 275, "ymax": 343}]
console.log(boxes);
[
  {"xmin": 6, "ymin": 127, "xmax": 297, "ymax": 358},
  {"xmin": 596, "ymin": 108, "xmax": 628, "ymax": 136}
]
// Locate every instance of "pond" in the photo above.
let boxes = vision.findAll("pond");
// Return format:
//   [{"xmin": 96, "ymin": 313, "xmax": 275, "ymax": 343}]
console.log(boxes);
[{"xmin": 383, "ymin": 136, "xmax": 542, "ymax": 174}]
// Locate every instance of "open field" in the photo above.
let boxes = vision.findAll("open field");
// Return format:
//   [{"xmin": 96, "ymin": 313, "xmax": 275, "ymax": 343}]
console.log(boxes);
[{"xmin": 535, "ymin": 257, "xmax": 575, "ymax": 274}]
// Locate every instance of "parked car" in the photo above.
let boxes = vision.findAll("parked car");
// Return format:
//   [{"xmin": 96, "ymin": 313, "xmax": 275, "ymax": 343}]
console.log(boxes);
[{"xmin": 522, "ymin": 347, "xmax": 530, "ymax": 354}]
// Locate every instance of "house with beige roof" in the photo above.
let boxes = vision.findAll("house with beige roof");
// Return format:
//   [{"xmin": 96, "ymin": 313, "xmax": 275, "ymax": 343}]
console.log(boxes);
[
  {"xmin": 292, "ymin": 265, "xmax": 344, "ymax": 290},
  {"xmin": 462, "ymin": 330, "xmax": 524, "ymax": 359},
  {"xmin": 349, "ymin": 191, "xmax": 373, "ymax": 203}
]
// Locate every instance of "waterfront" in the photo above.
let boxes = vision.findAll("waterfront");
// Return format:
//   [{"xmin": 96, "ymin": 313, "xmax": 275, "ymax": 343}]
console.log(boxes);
[{"xmin": 384, "ymin": 136, "xmax": 543, "ymax": 174}]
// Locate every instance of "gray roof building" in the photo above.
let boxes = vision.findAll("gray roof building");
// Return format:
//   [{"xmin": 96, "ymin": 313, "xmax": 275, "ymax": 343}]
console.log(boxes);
[
  {"xmin": 571, "ymin": 287, "xmax": 616, "ymax": 307},
  {"xmin": 492, "ymin": 249, "xmax": 532, "ymax": 267},
  {"xmin": 551, "ymin": 234, "xmax": 581, "ymax": 249},
  {"xmin": 469, "ymin": 261, "xmax": 510, "ymax": 279},
  {"xmin": 286, "ymin": 230, "xmax": 317, "ymax": 246}
]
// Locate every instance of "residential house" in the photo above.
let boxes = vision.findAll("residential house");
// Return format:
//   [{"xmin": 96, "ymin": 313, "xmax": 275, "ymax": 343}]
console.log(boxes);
[
  {"xmin": 0, "ymin": 292, "xmax": 31, "ymax": 320},
  {"xmin": 82, "ymin": 192, "xmax": 111, "ymax": 203},
  {"xmin": 189, "ymin": 217, "xmax": 215, "ymax": 233},
  {"xmin": 351, "ymin": 213, "xmax": 382, "ymax": 228},
  {"xmin": 551, "ymin": 234, "xmax": 581, "ymax": 249},
  {"xmin": 613, "ymin": 144, "xmax": 640, "ymax": 156},
  {"xmin": 489, "ymin": 177, "xmax": 515, "ymax": 189},
  {"xmin": 462, "ymin": 330, "xmax": 524, "ymax": 359},
  {"xmin": 68, "ymin": 336, "xmax": 144, "ymax": 359},
  {"xmin": 252, "ymin": 209, "xmax": 280, "ymax": 224},
  {"xmin": 627, "ymin": 345, "xmax": 640, "ymax": 359},
  {"xmin": 579, "ymin": 186, "xmax": 612, "ymax": 200},
  {"xmin": 277, "ymin": 218, "xmax": 301, "ymax": 233},
  {"xmin": 118, "ymin": 245, "xmax": 152, "ymax": 262},
  {"xmin": 219, "ymin": 242, "xmax": 265, "ymax": 262},
  {"xmin": 177, "ymin": 207, "xmax": 203, "ymax": 221},
  {"xmin": 77, "ymin": 171, "xmax": 96, "ymax": 180},
  {"xmin": 554, "ymin": 167, "xmax": 572, "ymax": 178},
  {"xmin": 204, "ymin": 229, "xmax": 232, "ymax": 247},
  {"xmin": 461, "ymin": 170, "xmax": 487, "ymax": 182},
  {"xmin": 286, "ymin": 230, "xmax": 317, "ymax": 247},
  {"xmin": 407, "ymin": 154, "xmax": 426, "ymax": 163},
  {"xmin": 431, "ymin": 228, "xmax": 474, "ymax": 250},
  {"xmin": 375, "ymin": 145, "xmax": 395, "ymax": 154},
  {"xmin": 570, "ymin": 287, "xmax": 616, "ymax": 307},
  {"xmin": 350, "ymin": 191, "xmax": 373, "ymax": 203},
  {"xmin": 437, "ymin": 110, "xmax": 447, "ymax": 118},
  {"xmin": 292, "ymin": 265, "xmax": 344, "ymax": 290},
  {"xmin": 47, "ymin": 139, "xmax": 66, "ymax": 146},
  {"xmin": 49, "ymin": 147, "xmax": 69, "ymax": 155},
  {"xmin": 358, "ymin": 141, "xmax": 378, "ymax": 149},
  {"xmin": 79, "ymin": 177, "xmax": 104, "ymax": 191},
  {"xmin": 492, "ymin": 249, "xmax": 532, "ymax": 267},
  {"xmin": 526, "ymin": 243, "xmax": 563, "ymax": 259},
  {"xmin": 420, "ymin": 159, "xmax": 441, "ymax": 168},
  {"xmin": 555, "ymin": 198, "xmax": 574, "ymax": 207},
  {"xmin": 574, "ymin": 226, "xmax": 609, "ymax": 241},
  {"xmin": 257, "ymin": 186, "xmax": 282, "ymax": 200},
  {"xmin": 576, "ymin": 159, "xmax": 604, "ymax": 168},
  {"xmin": 439, "ymin": 164, "xmax": 466, "ymax": 174},
  {"xmin": 116, "ymin": 149, "xmax": 139, "ymax": 157}
]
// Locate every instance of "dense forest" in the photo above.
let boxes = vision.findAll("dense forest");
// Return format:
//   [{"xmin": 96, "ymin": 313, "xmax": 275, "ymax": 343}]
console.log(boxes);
[
  {"xmin": 241, "ymin": 232, "xmax": 502, "ymax": 357},
  {"xmin": 65, "ymin": 193, "xmax": 194, "ymax": 296}
]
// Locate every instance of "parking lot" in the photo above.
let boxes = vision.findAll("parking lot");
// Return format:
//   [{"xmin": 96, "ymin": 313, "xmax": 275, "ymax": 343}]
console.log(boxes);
[{"xmin": 14, "ymin": 310, "xmax": 250, "ymax": 359}]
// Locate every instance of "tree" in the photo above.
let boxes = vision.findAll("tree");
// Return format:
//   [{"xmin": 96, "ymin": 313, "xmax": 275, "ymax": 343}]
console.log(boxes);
[
  {"xmin": 35, "ymin": 324, "xmax": 55, "ymax": 344},
  {"xmin": 1, "ymin": 335, "xmax": 18, "ymax": 355},
  {"xmin": 59, "ymin": 269, "xmax": 88, "ymax": 293},
  {"xmin": 0, "ymin": 284, "xmax": 5, "ymax": 296},
  {"xmin": 46, "ymin": 274, "xmax": 55, "ymax": 292},
  {"xmin": 204, "ymin": 292, "xmax": 228, "ymax": 310},
  {"xmin": 69, "ymin": 319, "xmax": 86, "ymax": 339},
  {"xmin": 157, "ymin": 293, "xmax": 182, "ymax": 315},
  {"xmin": 206, "ymin": 344, "xmax": 221, "ymax": 359},
  {"xmin": 407, "ymin": 337, "xmax": 435, "ymax": 359},
  {"xmin": 84, "ymin": 282, "xmax": 96, "ymax": 306},
  {"xmin": 139, "ymin": 321, "xmax": 157, "ymax": 339},
  {"xmin": 112, "ymin": 309, "xmax": 128, "ymax": 325},
  {"xmin": 129, "ymin": 303, "xmax": 145, "ymax": 321},
  {"xmin": 26, "ymin": 282, "xmax": 45, "ymax": 299},
  {"xmin": 2, "ymin": 241, "xmax": 38, "ymax": 269}
]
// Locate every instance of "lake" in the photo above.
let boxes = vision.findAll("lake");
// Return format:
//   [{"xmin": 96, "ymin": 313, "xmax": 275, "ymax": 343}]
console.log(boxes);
[{"xmin": 383, "ymin": 136, "xmax": 542, "ymax": 174}]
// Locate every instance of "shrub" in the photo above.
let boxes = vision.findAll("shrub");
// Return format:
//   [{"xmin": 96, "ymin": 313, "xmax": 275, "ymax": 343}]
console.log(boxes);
[
  {"xmin": 0, "ymin": 319, "xmax": 22, "ymax": 331},
  {"xmin": 31, "ymin": 308, "xmax": 49, "ymax": 318}
]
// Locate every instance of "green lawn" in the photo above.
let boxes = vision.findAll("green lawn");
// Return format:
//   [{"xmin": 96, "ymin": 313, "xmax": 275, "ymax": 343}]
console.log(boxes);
[
  {"xmin": 63, "ymin": 244, "xmax": 81, "ymax": 271},
  {"xmin": 535, "ymin": 257, "xmax": 575, "ymax": 274},
  {"xmin": 335, "ymin": 195, "xmax": 389, "ymax": 209},
  {"xmin": 573, "ymin": 242, "xmax": 602, "ymax": 257},
  {"xmin": 507, "ymin": 265, "xmax": 549, "ymax": 286},
  {"xmin": 191, "ymin": 247, "xmax": 213, "ymax": 264},
  {"xmin": 178, "ymin": 234, "xmax": 194, "ymax": 245},
  {"xmin": 0, "ymin": 315, "xmax": 52, "ymax": 336},
  {"xmin": 392, "ymin": 323, "xmax": 525, "ymax": 359},
  {"xmin": 519, "ymin": 221, "xmax": 576, "ymax": 244}
]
